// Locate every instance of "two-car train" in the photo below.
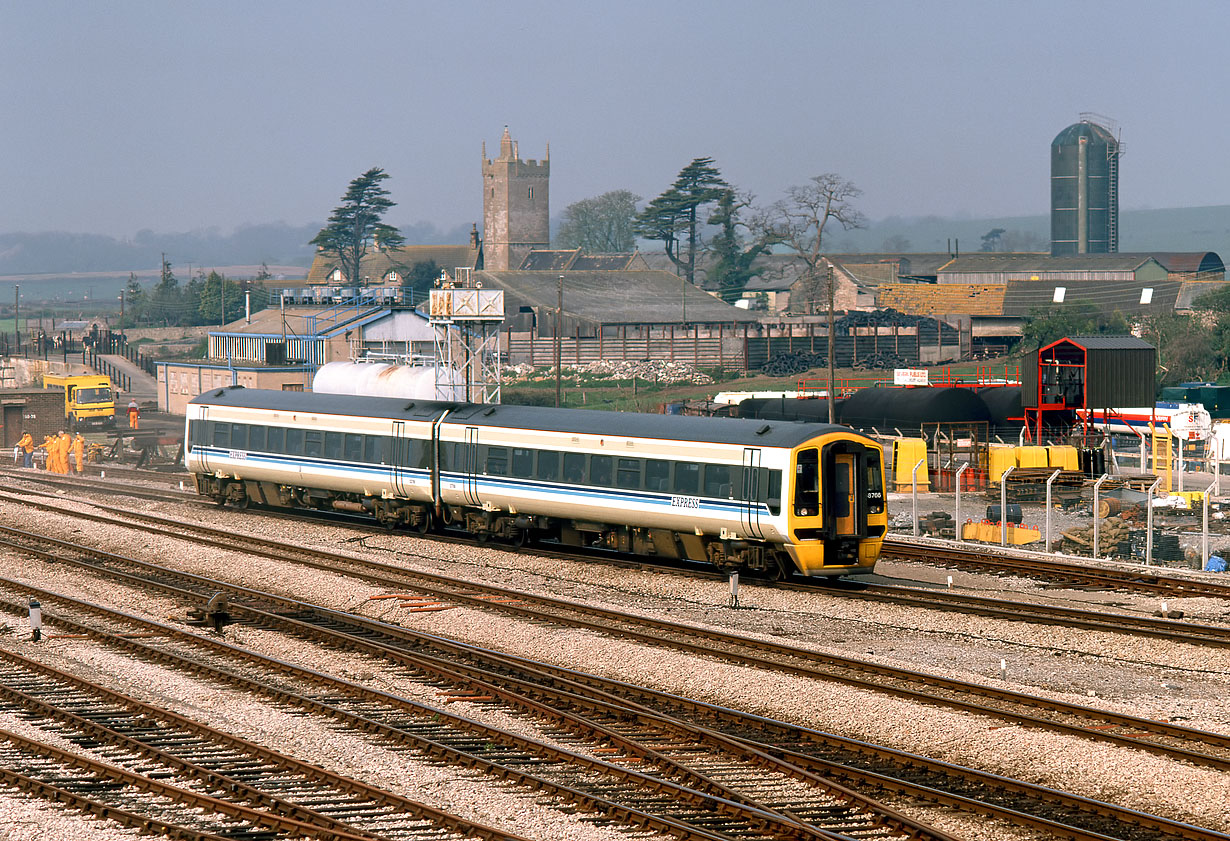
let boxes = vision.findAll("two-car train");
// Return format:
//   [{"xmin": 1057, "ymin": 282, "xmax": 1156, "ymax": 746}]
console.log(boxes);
[{"xmin": 185, "ymin": 387, "xmax": 886, "ymax": 578}]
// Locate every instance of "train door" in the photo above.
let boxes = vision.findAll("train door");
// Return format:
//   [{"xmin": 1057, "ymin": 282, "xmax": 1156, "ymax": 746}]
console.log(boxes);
[
  {"xmin": 195, "ymin": 408, "xmax": 212, "ymax": 474},
  {"xmin": 391, "ymin": 421, "xmax": 411, "ymax": 498},
  {"xmin": 828, "ymin": 451, "xmax": 858, "ymax": 537},
  {"xmin": 740, "ymin": 447, "xmax": 765, "ymax": 540},
  {"xmin": 462, "ymin": 426, "xmax": 481, "ymax": 506}
]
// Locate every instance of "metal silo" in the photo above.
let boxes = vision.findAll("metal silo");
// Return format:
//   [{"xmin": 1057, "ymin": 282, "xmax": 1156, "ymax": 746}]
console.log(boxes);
[{"xmin": 1050, "ymin": 115, "xmax": 1123, "ymax": 255}]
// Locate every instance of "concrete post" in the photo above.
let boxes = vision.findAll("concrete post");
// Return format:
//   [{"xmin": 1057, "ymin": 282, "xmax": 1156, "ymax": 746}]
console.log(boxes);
[
  {"xmin": 1092, "ymin": 474, "xmax": 1109, "ymax": 559},
  {"xmin": 911, "ymin": 458, "xmax": 925, "ymax": 537},
  {"xmin": 955, "ymin": 462, "xmax": 969, "ymax": 542},
  {"xmin": 1000, "ymin": 465, "xmax": 1015, "ymax": 546}
]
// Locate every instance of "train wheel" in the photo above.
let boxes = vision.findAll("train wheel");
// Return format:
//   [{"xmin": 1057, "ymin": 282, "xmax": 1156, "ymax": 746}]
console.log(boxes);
[
  {"xmin": 233, "ymin": 494, "xmax": 249, "ymax": 510},
  {"xmin": 414, "ymin": 511, "xmax": 432, "ymax": 534}
]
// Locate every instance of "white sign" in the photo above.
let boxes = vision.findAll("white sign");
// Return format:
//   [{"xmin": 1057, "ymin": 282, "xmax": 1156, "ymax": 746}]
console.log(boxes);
[{"xmin": 894, "ymin": 368, "xmax": 929, "ymax": 386}]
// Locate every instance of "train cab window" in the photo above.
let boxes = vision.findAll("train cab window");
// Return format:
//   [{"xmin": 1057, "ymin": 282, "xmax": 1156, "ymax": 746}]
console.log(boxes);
[
  {"xmin": 616, "ymin": 458, "xmax": 641, "ymax": 489},
  {"xmin": 590, "ymin": 455, "xmax": 612, "ymax": 486},
  {"xmin": 794, "ymin": 448, "xmax": 819, "ymax": 517},
  {"xmin": 324, "ymin": 431, "xmax": 343, "ymax": 459},
  {"xmin": 645, "ymin": 459, "xmax": 670, "ymax": 492},
  {"xmin": 563, "ymin": 452, "xmax": 585, "ymax": 483},
  {"xmin": 511, "ymin": 448, "xmax": 534, "ymax": 478},
  {"xmin": 304, "ymin": 430, "xmax": 323, "ymax": 458},
  {"xmin": 267, "ymin": 426, "xmax": 285, "ymax": 453},
  {"xmin": 866, "ymin": 454, "xmax": 885, "ymax": 514},
  {"xmin": 286, "ymin": 429, "xmax": 305, "ymax": 455},
  {"xmin": 704, "ymin": 464, "xmax": 731, "ymax": 498},
  {"xmin": 536, "ymin": 451, "xmax": 560, "ymax": 481},
  {"xmin": 212, "ymin": 422, "xmax": 230, "ymax": 448},
  {"xmin": 674, "ymin": 462, "xmax": 699, "ymax": 495},
  {"xmin": 365, "ymin": 435, "xmax": 387, "ymax": 464},
  {"xmin": 486, "ymin": 447, "xmax": 508, "ymax": 476},
  {"xmin": 248, "ymin": 425, "xmax": 266, "ymax": 451},
  {"xmin": 230, "ymin": 424, "xmax": 248, "ymax": 450},
  {"xmin": 344, "ymin": 433, "xmax": 363, "ymax": 462},
  {"xmin": 188, "ymin": 419, "xmax": 204, "ymax": 445}
]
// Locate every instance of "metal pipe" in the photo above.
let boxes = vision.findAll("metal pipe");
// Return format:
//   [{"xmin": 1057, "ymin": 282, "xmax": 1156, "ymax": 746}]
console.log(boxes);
[
  {"xmin": 955, "ymin": 462, "xmax": 969, "ymax": 542},
  {"xmin": 1092, "ymin": 474, "xmax": 1109, "ymax": 559},
  {"xmin": 1045, "ymin": 468, "xmax": 1062, "ymax": 551},
  {"xmin": 911, "ymin": 458, "xmax": 925, "ymax": 537},
  {"xmin": 1204, "ymin": 479, "xmax": 1217, "ymax": 571},
  {"xmin": 1000, "ymin": 465, "xmax": 1015, "ymax": 546},
  {"xmin": 1145, "ymin": 475, "xmax": 1163, "ymax": 566}
]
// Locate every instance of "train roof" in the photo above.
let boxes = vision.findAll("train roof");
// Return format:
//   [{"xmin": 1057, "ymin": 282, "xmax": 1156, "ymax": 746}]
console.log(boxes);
[{"xmin": 189, "ymin": 387, "xmax": 864, "ymax": 449}]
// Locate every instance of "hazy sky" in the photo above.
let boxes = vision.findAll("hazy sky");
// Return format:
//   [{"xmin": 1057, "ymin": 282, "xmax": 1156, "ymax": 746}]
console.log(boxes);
[{"xmin": 4, "ymin": 1, "xmax": 1226, "ymax": 239}]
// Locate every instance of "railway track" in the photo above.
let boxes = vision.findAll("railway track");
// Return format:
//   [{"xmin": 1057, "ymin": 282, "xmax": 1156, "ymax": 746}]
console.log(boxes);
[
  {"xmin": 882, "ymin": 535, "xmax": 1230, "ymax": 600},
  {"xmin": 0, "ymin": 504, "xmax": 1226, "ymax": 839},
  {"xmin": 0, "ymin": 577, "xmax": 938, "ymax": 841}
]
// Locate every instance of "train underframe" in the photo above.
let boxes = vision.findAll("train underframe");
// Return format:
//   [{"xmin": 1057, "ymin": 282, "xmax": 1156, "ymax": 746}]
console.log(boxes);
[{"xmin": 196, "ymin": 474, "xmax": 794, "ymax": 578}]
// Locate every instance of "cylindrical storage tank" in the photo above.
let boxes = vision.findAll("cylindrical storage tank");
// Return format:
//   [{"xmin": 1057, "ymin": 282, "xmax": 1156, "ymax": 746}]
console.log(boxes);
[
  {"xmin": 312, "ymin": 361, "xmax": 462, "ymax": 400},
  {"xmin": 839, "ymin": 387, "xmax": 991, "ymax": 433},
  {"xmin": 1051, "ymin": 119, "xmax": 1121, "ymax": 255}
]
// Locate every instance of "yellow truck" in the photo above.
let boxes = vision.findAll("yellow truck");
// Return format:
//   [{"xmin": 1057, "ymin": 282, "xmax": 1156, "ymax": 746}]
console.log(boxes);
[{"xmin": 42, "ymin": 373, "xmax": 116, "ymax": 430}]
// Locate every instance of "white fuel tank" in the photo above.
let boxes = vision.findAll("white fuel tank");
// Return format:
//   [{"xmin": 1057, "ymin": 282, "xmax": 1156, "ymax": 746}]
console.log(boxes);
[{"xmin": 312, "ymin": 362, "xmax": 464, "ymax": 400}]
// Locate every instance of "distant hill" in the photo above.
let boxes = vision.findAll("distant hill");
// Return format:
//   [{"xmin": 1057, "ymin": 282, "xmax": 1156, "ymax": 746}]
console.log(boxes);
[{"xmin": 831, "ymin": 205, "xmax": 1230, "ymax": 256}]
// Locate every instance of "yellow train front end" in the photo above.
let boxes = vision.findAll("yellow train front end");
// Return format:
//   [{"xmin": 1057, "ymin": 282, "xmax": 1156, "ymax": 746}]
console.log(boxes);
[{"xmin": 783, "ymin": 431, "xmax": 886, "ymax": 577}]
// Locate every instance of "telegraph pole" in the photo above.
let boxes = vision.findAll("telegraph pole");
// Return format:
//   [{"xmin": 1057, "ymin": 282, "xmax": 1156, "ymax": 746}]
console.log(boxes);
[
  {"xmin": 826, "ymin": 261, "xmax": 835, "ymax": 424},
  {"xmin": 555, "ymin": 275, "xmax": 563, "ymax": 408}
]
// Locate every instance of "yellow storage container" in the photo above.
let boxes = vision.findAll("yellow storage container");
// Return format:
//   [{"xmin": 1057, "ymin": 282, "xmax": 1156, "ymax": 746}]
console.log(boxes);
[
  {"xmin": 892, "ymin": 438, "xmax": 929, "ymax": 492},
  {"xmin": 988, "ymin": 445, "xmax": 1016, "ymax": 483},
  {"xmin": 1016, "ymin": 446, "xmax": 1048, "ymax": 468},
  {"xmin": 1047, "ymin": 445, "xmax": 1079, "ymax": 471}
]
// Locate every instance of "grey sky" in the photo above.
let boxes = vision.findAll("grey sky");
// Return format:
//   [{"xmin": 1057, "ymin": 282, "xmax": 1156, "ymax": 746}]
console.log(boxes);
[{"xmin": 3, "ymin": 0, "xmax": 1225, "ymax": 239}]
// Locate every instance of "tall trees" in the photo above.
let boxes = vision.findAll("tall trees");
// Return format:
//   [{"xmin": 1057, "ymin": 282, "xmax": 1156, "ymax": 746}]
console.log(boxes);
[
  {"xmin": 634, "ymin": 157, "xmax": 729, "ymax": 285},
  {"xmin": 556, "ymin": 190, "xmax": 641, "ymax": 252},
  {"xmin": 707, "ymin": 190, "xmax": 779, "ymax": 303},
  {"xmin": 310, "ymin": 167, "xmax": 405, "ymax": 284},
  {"xmin": 761, "ymin": 173, "xmax": 866, "ymax": 315}
]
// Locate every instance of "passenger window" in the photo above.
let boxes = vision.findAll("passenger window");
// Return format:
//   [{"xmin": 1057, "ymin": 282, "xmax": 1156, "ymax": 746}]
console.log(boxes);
[
  {"xmin": 537, "ymin": 451, "xmax": 560, "ymax": 481},
  {"xmin": 212, "ymin": 422, "xmax": 230, "ymax": 448},
  {"xmin": 230, "ymin": 424, "xmax": 248, "ymax": 450},
  {"xmin": 286, "ymin": 428, "xmax": 305, "ymax": 455},
  {"xmin": 324, "ymin": 431, "xmax": 343, "ymax": 459},
  {"xmin": 704, "ymin": 464, "xmax": 731, "ymax": 498},
  {"xmin": 616, "ymin": 458, "xmax": 641, "ymax": 489},
  {"xmin": 267, "ymin": 426, "xmax": 285, "ymax": 453},
  {"xmin": 366, "ymin": 435, "xmax": 387, "ymax": 464},
  {"xmin": 511, "ymin": 448, "xmax": 534, "ymax": 478},
  {"xmin": 674, "ymin": 462, "xmax": 699, "ymax": 495},
  {"xmin": 344, "ymin": 433, "xmax": 363, "ymax": 462},
  {"xmin": 563, "ymin": 453, "xmax": 585, "ymax": 483},
  {"xmin": 486, "ymin": 447, "xmax": 508, "ymax": 476},
  {"xmin": 590, "ymin": 455, "xmax": 612, "ymax": 486},
  {"xmin": 645, "ymin": 459, "xmax": 670, "ymax": 491},
  {"xmin": 248, "ymin": 425, "xmax": 266, "ymax": 451},
  {"xmin": 304, "ymin": 430, "xmax": 323, "ymax": 458}
]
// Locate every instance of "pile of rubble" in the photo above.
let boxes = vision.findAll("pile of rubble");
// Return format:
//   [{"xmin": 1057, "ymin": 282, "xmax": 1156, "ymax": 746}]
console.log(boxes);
[{"xmin": 505, "ymin": 360, "xmax": 714, "ymax": 385}]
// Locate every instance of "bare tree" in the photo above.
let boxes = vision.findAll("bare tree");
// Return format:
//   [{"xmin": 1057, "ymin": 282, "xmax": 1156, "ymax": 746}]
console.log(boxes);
[{"xmin": 761, "ymin": 174, "xmax": 866, "ymax": 421}]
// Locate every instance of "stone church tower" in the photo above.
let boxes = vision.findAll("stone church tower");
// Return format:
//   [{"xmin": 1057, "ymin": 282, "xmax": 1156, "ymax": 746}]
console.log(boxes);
[{"xmin": 482, "ymin": 127, "xmax": 549, "ymax": 270}]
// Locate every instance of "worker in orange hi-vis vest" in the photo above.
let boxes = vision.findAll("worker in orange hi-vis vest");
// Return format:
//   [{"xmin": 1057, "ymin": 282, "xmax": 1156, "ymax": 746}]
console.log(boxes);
[
  {"xmin": 73, "ymin": 433, "xmax": 86, "ymax": 474},
  {"xmin": 128, "ymin": 398, "xmax": 139, "ymax": 429},
  {"xmin": 40, "ymin": 434, "xmax": 56, "ymax": 471},
  {"xmin": 16, "ymin": 432, "xmax": 33, "ymax": 468},
  {"xmin": 55, "ymin": 431, "xmax": 72, "ymax": 475}
]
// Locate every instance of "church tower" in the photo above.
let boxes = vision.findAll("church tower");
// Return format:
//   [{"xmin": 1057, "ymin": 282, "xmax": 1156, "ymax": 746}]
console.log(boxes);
[{"xmin": 482, "ymin": 127, "xmax": 549, "ymax": 270}]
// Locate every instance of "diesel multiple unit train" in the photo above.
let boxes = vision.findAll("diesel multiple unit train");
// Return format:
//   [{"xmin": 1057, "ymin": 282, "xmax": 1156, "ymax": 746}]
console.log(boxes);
[{"xmin": 185, "ymin": 387, "xmax": 887, "ymax": 578}]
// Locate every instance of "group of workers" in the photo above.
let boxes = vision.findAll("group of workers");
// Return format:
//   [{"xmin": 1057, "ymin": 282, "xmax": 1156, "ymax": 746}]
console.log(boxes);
[{"xmin": 14, "ymin": 430, "xmax": 87, "ymax": 474}]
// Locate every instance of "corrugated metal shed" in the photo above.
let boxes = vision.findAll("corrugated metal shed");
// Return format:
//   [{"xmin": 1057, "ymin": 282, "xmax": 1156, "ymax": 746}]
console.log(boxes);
[{"xmin": 1022, "ymin": 335, "xmax": 1155, "ymax": 409}]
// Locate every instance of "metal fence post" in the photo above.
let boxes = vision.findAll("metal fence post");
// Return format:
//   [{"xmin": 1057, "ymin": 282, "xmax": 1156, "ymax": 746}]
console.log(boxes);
[
  {"xmin": 1145, "ymin": 475, "xmax": 1163, "ymax": 566},
  {"xmin": 1092, "ymin": 474, "xmax": 1109, "ymax": 559},
  {"xmin": 1000, "ymin": 465, "xmax": 1015, "ymax": 546},
  {"xmin": 1203, "ymin": 479, "xmax": 1217, "ymax": 571},
  {"xmin": 955, "ymin": 462, "xmax": 969, "ymax": 542},
  {"xmin": 1045, "ymin": 468, "xmax": 1062, "ymax": 552},
  {"xmin": 911, "ymin": 458, "xmax": 925, "ymax": 537}
]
